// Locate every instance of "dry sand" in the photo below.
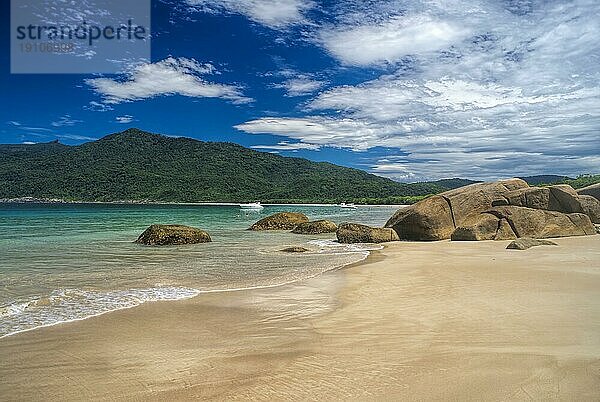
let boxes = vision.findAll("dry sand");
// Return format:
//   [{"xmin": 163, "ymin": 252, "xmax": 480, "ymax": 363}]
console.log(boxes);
[{"xmin": 1, "ymin": 235, "xmax": 599, "ymax": 401}]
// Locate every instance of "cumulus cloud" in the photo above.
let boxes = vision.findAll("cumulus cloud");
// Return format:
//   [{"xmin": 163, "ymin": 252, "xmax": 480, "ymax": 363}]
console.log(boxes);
[
  {"xmin": 86, "ymin": 57, "xmax": 251, "ymax": 104},
  {"xmin": 320, "ymin": 15, "xmax": 468, "ymax": 66},
  {"xmin": 237, "ymin": 0, "xmax": 600, "ymax": 180},
  {"xmin": 185, "ymin": 0, "xmax": 314, "ymax": 29}
]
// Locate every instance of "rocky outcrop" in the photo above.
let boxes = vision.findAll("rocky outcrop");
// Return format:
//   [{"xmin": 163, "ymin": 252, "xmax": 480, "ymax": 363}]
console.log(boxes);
[
  {"xmin": 387, "ymin": 178, "xmax": 599, "ymax": 241},
  {"xmin": 249, "ymin": 212, "xmax": 309, "ymax": 231},
  {"xmin": 502, "ymin": 185, "xmax": 584, "ymax": 213},
  {"xmin": 487, "ymin": 206, "xmax": 595, "ymax": 238},
  {"xmin": 386, "ymin": 178, "xmax": 529, "ymax": 241},
  {"xmin": 577, "ymin": 183, "xmax": 600, "ymax": 201},
  {"xmin": 451, "ymin": 214, "xmax": 517, "ymax": 241},
  {"xmin": 280, "ymin": 246, "xmax": 310, "ymax": 253},
  {"xmin": 453, "ymin": 206, "xmax": 595, "ymax": 240},
  {"xmin": 578, "ymin": 195, "xmax": 600, "ymax": 224},
  {"xmin": 506, "ymin": 238, "xmax": 558, "ymax": 250},
  {"xmin": 291, "ymin": 220, "xmax": 338, "ymax": 234},
  {"xmin": 336, "ymin": 223, "xmax": 399, "ymax": 244},
  {"xmin": 135, "ymin": 224, "xmax": 211, "ymax": 245}
]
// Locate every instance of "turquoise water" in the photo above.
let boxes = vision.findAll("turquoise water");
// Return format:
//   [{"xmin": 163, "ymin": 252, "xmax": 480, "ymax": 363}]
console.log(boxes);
[{"xmin": 0, "ymin": 203, "xmax": 398, "ymax": 338}]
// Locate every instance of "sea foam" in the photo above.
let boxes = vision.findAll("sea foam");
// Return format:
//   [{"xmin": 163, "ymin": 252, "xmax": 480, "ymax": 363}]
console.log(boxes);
[{"xmin": 0, "ymin": 286, "xmax": 200, "ymax": 339}]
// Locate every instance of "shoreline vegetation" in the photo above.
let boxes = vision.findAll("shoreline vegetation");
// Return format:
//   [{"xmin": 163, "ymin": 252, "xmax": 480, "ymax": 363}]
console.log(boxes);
[{"xmin": 0, "ymin": 197, "xmax": 422, "ymax": 206}]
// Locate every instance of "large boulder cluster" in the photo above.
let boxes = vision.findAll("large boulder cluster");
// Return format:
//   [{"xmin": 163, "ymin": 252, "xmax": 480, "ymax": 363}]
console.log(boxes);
[{"xmin": 386, "ymin": 179, "xmax": 599, "ymax": 241}]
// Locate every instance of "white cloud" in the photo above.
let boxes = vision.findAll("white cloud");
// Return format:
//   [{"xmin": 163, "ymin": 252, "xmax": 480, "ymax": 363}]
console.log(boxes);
[
  {"xmin": 237, "ymin": 0, "xmax": 600, "ymax": 181},
  {"xmin": 115, "ymin": 115, "xmax": 134, "ymax": 124},
  {"xmin": 85, "ymin": 57, "xmax": 251, "ymax": 104},
  {"xmin": 320, "ymin": 14, "xmax": 468, "ymax": 66},
  {"xmin": 84, "ymin": 101, "xmax": 113, "ymax": 112},
  {"xmin": 251, "ymin": 141, "xmax": 321, "ymax": 151},
  {"xmin": 51, "ymin": 114, "xmax": 82, "ymax": 127},
  {"xmin": 275, "ymin": 77, "xmax": 325, "ymax": 96},
  {"xmin": 185, "ymin": 0, "xmax": 314, "ymax": 29}
]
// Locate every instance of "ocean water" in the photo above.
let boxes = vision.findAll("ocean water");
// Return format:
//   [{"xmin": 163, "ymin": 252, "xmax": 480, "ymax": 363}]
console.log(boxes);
[{"xmin": 0, "ymin": 203, "xmax": 399, "ymax": 338}]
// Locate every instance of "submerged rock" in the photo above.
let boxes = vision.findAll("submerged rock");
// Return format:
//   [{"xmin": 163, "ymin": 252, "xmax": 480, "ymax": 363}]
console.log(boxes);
[
  {"xmin": 291, "ymin": 220, "xmax": 338, "ymax": 234},
  {"xmin": 336, "ymin": 223, "xmax": 399, "ymax": 244},
  {"xmin": 135, "ymin": 224, "xmax": 211, "ymax": 246},
  {"xmin": 249, "ymin": 212, "xmax": 309, "ymax": 231},
  {"xmin": 506, "ymin": 238, "xmax": 558, "ymax": 250},
  {"xmin": 280, "ymin": 246, "xmax": 310, "ymax": 253}
]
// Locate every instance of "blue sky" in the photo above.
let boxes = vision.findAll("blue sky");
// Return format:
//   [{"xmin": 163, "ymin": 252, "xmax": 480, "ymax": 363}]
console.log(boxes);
[{"xmin": 1, "ymin": 0, "xmax": 599, "ymax": 181}]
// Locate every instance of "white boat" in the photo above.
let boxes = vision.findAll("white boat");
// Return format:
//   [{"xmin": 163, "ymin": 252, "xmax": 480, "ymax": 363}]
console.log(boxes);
[
  {"xmin": 240, "ymin": 202, "xmax": 264, "ymax": 210},
  {"xmin": 339, "ymin": 202, "xmax": 357, "ymax": 209}
]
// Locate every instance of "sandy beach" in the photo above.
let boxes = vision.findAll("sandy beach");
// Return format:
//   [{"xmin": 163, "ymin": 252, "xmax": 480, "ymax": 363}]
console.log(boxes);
[{"xmin": 1, "ymin": 235, "xmax": 599, "ymax": 401}]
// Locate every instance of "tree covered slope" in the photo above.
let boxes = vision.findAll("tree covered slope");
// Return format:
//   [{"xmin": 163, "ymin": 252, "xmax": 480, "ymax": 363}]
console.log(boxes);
[{"xmin": 0, "ymin": 129, "xmax": 446, "ymax": 203}]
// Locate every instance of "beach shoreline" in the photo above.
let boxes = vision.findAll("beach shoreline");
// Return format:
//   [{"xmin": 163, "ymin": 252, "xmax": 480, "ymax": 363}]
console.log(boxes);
[{"xmin": 1, "ymin": 235, "xmax": 599, "ymax": 400}]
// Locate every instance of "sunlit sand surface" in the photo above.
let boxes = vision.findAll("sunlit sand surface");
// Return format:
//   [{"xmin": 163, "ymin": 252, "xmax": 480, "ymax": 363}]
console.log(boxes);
[{"xmin": 1, "ymin": 235, "xmax": 599, "ymax": 400}]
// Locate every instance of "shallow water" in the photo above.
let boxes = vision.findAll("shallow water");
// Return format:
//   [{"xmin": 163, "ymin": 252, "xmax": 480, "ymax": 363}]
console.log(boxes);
[{"xmin": 0, "ymin": 203, "xmax": 398, "ymax": 337}]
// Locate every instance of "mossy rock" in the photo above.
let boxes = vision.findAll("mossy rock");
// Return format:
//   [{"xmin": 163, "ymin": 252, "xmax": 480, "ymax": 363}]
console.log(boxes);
[
  {"xmin": 249, "ymin": 212, "xmax": 309, "ymax": 231},
  {"xmin": 291, "ymin": 220, "xmax": 338, "ymax": 234},
  {"xmin": 135, "ymin": 224, "xmax": 211, "ymax": 246}
]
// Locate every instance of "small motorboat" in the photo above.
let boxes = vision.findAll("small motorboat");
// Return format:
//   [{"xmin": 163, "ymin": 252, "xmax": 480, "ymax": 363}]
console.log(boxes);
[
  {"xmin": 240, "ymin": 202, "xmax": 264, "ymax": 210},
  {"xmin": 339, "ymin": 202, "xmax": 357, "ymax": 209}
]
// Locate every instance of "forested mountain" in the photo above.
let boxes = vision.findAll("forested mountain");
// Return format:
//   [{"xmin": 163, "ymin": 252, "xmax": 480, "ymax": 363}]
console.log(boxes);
[{"xmin": 0, "ymin": 129, "xmax": 446, "ymax": 203}]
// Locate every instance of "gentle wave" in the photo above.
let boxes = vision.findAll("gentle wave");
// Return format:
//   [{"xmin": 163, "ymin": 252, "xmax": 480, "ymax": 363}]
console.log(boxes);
[
  {"xmin": 0, "ymin": 287, "xmax": 200, "ymax": 339},
  {"xmin": 307, "ymin": 239, "xmax": 384, "ymax": 253},
  {"xmin": 0, "ymin": 240, "xmax": 380, "ymax": 339}
]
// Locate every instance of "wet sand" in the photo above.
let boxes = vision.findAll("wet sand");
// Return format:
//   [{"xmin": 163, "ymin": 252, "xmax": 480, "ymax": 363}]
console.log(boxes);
[{"xmin": 1, "ymin": 235, "xmax": 599, "ymax": 400}]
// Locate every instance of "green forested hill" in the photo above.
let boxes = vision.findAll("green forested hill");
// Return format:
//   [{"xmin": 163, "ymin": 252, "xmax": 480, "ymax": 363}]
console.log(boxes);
[{"xmin": 0, "ymin": 128, "xmax": 447, "ymax": 203}]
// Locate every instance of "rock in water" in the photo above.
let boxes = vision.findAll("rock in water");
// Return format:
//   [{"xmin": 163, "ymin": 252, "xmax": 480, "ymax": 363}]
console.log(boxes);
[
  {"xmin": 280, "ymin": 246, "xmax": 310, "ymax": 253},
  {"xmin": 135, "ymin": 224, "xmax": 211, "ymax": 245},
  {"xmin": 577, "ymin": 183, "xmax": 600, "ymax": 201},
  {"xmin": 336, "ymin": 223, "xmax": 399, "ymax": 244},
  {"xmin": 291, "ymin": 220, "xmax": 338, "ymax": 234},
  {"xmin": 249, "ymin": 212, "xmax": 309, "ymax": 231},
  {"xmin": 506, "ymin": 238, "xmax": 558, "ymax": 250},
  {"xmin": 385, "ymin": 178, "xmax": 529, "ymax": 241}
]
